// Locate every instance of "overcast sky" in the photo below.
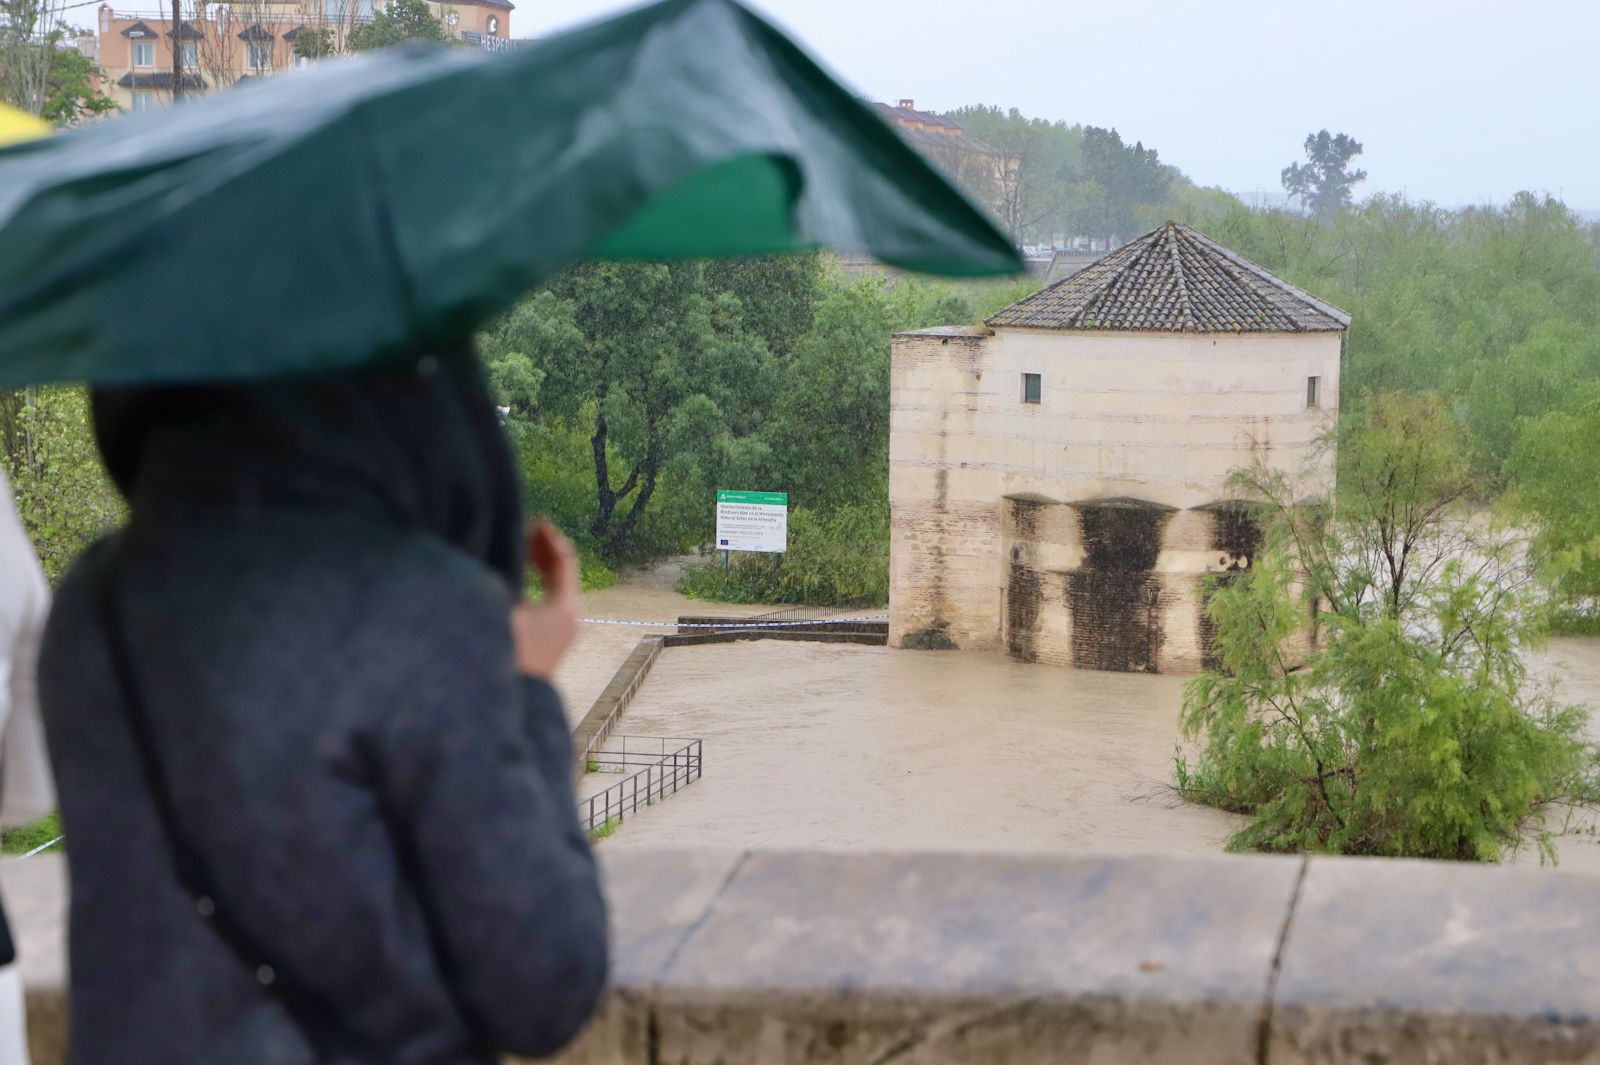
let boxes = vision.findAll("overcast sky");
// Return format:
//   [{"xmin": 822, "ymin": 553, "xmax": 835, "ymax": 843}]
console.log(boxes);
[{"xmin": 518, "ymin": 0, "xmax": 1600, "ymax": 210}]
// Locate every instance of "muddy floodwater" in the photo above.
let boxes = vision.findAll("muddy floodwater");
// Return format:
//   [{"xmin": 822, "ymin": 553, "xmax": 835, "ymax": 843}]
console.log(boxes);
[{"xmin": 554, "ymin": 566, "xmax": 1600, "ymax": 868}]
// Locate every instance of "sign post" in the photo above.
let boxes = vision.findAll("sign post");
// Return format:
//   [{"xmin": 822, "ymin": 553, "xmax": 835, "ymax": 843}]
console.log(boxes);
[{"xmin": 715, "ymin": 490, "xmax": 788, "ymax": 555}]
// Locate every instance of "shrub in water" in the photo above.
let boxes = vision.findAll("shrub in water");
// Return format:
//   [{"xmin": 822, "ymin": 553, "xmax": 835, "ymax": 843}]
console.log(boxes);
[{"xmin": 1177, "ymin": 393, "xmax": 1600, "ymax": 862}]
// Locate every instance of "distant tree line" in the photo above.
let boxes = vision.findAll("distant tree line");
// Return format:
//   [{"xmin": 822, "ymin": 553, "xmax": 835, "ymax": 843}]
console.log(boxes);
[{"xmin": 934, "ymin": 105, "xmax": 1236, "ymax": 246}]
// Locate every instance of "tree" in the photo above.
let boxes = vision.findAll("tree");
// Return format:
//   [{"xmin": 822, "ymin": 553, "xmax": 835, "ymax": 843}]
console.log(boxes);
[
  {"xmin": 939, "ymin": 106, "xmax": 1227, "ymax": 247},
  {"xmin": 37, "ymin": 40, "xmax": 113, "ymax": 122},
  {"xmin": 1281, "ymin": 130, "xmax": 1367, "ymax": 218},
  {"xmin": 944, "ymin": 106, "xmax": 1080, "ymax": 245},
  {"xmin": 480, "ymin": 261, "xmax": 786, "ymax": 560},
  {"xmin": 347, "ymin": 0, "xmax": 447, "ymax": 51},
  {"xmin": 1177, "ymin": 393, "xmax": 1598, "ymax": 862},
  {"xmin": 1073, "ymin": 126, "xmax": 1175, "ymax": 242},
  {"xmin": 1508, "ymin": 384, "xmax": 1600, "ymax": 626},
  {"xmin": 703, "ymin": 252, "xmax": 820, "ymax": 360},
  {"xmin": 763, "ymin": 275, "xmax": 894, "ymax": 511},
  {"xmin": 289, "ymin": 27, "xmax": 335, "ymax": 61},
  {"xmin": 0, "ymin": 387, "xmax": 123, "ymax": 581},
  {"xmin": 1, "ymin": 0, "xmax": 60, "ymax": 116},
  {"xmin": 0, "ymin": 0, "xmax": 109, "ymax": 125}
]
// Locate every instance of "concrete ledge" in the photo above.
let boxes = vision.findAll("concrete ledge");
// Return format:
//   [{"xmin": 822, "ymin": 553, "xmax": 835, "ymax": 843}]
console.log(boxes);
[
  {"xmin": 12, "ymin": 849, "xmax": 1600, "ymax": 1064},
  {"xmin": 662, "ymin": 629, "xmax": 887, "ymax": 649},
  {"xmin": 1268, "ymin": 858, "xmax": 1600, "ymax": 1064},
  {"xmin": 571, "ymin": 634, "xmax": 667, "ymax": 761},
  {"xmin": 675, "ymin": 617, "xmax": 890, "ymax": 639},
  {"xmin": 646, "ymin": 850, "xmax": 1295, "ymax": 1065}
]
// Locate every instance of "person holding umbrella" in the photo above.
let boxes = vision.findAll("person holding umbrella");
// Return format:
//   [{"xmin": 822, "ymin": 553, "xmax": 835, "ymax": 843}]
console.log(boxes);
[
  {"xmin": 39, "ymin": 353, "xmax": 608, "ymax": 1062},
  {"xmin": 0, "ymin": 1, "xmax": 1020, "ymax": 1059}
]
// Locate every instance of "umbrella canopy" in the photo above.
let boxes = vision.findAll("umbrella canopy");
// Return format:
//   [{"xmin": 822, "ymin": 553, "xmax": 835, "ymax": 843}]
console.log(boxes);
[{"xmin": 0, "ymin": 0, "xmax": 1021, "ymax": 388}]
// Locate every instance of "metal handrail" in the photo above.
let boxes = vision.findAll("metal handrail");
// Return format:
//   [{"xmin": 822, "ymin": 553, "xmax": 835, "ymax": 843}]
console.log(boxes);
[{"xmin": 580, "ymin": 739, "xmax": 702, "ymax": 835}]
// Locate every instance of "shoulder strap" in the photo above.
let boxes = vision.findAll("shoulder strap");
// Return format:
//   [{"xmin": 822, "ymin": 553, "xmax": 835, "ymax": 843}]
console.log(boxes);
[{"xmin": 94, "ymin": 543, "xmax": 361, "ymax": 1063}]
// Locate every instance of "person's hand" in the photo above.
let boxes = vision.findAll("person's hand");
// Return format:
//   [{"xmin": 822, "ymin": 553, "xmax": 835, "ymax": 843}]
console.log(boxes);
[{"xmin": 509, "ymin": 520, "xmax": 580, "ymax": 680}]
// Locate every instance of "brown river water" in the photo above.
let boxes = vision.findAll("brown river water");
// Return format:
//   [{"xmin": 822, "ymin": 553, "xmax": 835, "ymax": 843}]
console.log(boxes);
[{"xmin": 553, "ymin": 565, "xmax": 1600, "ymax": 869}]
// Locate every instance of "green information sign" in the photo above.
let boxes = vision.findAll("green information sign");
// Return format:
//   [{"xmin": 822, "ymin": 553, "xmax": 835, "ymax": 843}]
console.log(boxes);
[{"xmin": 716, "ymin": 489, "xmax": 788, "ymax": 553}]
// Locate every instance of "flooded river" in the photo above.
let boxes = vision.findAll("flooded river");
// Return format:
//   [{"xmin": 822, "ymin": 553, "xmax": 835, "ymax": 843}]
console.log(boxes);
[{"xmin": 555, "ymin": 566, "xmax": 1600, "ymax": 868}]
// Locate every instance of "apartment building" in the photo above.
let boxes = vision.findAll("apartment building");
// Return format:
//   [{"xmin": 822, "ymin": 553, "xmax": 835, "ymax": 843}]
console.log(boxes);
[{"xmin": 86, "ymin": 0, "xmax": 514, "ymax": 111}]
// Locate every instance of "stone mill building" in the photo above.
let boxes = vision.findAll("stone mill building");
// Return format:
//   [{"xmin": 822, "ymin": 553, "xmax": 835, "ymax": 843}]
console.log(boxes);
[{"xmin": 888, "ymin": 221, "xmax": 1350, "ymax": 673}]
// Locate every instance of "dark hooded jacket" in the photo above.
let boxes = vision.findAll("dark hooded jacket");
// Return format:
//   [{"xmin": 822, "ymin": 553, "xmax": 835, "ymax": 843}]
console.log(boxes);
[{"xmin": 37, "ymin": 350, "xmax": 608, "ymax": 1064}]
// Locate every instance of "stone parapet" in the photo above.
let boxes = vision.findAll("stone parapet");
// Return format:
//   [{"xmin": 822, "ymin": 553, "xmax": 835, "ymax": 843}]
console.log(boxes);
[{"xmin": 8, "ymin": 848, "xmax": 1600, "ymax": 1064}]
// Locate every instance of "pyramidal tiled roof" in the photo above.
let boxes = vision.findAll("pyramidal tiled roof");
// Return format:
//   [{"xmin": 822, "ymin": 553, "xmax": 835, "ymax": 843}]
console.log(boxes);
[{"xmin": 986, "ymin": 222, "xmax": 1350, "ymax": 333}]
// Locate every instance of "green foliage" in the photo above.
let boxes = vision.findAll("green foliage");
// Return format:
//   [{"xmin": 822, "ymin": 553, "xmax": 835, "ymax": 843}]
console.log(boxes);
[
  {"xmin": 520, "ymin": 542, "xmax": 616, "ymax": 599},
  {"xmin": 0, "ymin": 387, "xmax": 123, "ymax": 582},
  {"xmin": 348, "ymin": 0, "xmax": 448, "ymax": 51},
  {"xmin": 963, "ymin": 275, "xmax": 1043, "ymax": 321},
  {"xmin": 1193, "ymin": 193, "xmax": 1600, "ymax": 478},
  {"xmin": 578, "ymin": 554, "xmax": 617, "ymax": 591},
  {"xmin": 703, "ymin": 253, "xmax": 821, "ymax": 359},
  {"xmin": 764, "ymin": 275, "xmax": 893, "ymax": 511},
  {"xmin": 1074, "ymin": 126, "xmax": 1174, "ymax": 241},
  {"xmin": 1507, "ymin": 384, "xmax": 1600, "ymax": 624},
  {"xmin": 1, "ymin": 13, "xmax": 117, "ymax": 123},
  {"xmin": 1178, "ymin": 394, "xmax": 1599, "ymax": 862},
  {"xmin": 290, "ymin": 27, "xmax": 336, "ymax": 60},
  {"xmin": 942, "ymin": 106, "xmax": 1205, "ymax": 244},
  {"xmin": 40, "ymin": 43, "xmax": 115, "ymax": 124},
  {"xmin": 940, "ymin": 105, "xmax": 1080, "ymax": 244},
  {"xmin": 1281, "ymin": 130, "xmax": 1367, "ymax": 217},
  {"xmin": 678, "ymin": 502, "xmax": 888, "ymax": 607},
  {"xmin": 588, "ymin": 816, "xmax": 620, "ymax": 840},
  {"xmin": 480, "ymin": 259, "xmax": 787, "ymax": 561},
  {"xmin": 0, "ymin": 811, "xmax": 60, "ymax": 855}
]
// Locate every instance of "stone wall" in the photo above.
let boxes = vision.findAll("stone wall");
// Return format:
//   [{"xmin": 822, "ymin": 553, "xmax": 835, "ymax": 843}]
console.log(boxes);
[
  {"xmin": 979, "ymin": 328, "xmax": 1342, "ymax": 508},
  {"xmin": 889, "ymin": 328, "xmax": 1004, "ymax": 652},
  {"xmin": 889, "ymin": 323, "xmax": 1338, "ymax": 672},
  {"xmin": 10, "ymin": 848, "xmax": 1600, "ymax": 1064},
  {"xmin": 993, "ymin": 499, "xmax": 1257, "ymax": 673}
]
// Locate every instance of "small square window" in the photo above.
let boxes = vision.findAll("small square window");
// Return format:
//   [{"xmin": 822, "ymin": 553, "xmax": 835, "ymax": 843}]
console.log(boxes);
[
  {"xmin": 132, "ymin": 41, "xmax": 154, "ymax": 66},
  {"xmin": 132, "ymin": 90, "xmax": 156, "ymax": 111},
  {"xmin": 180, "ymin": 41, "xmax": 198, "ymax": 68},
  {"xmin": 1306, "ymin": 375, "xmax": 1320, "ymax": 408},
  {"xmin": 1022, "ymin": 372, "xmax": 1041, "ymax": 404},
  {"xmin": 248, "ymin": 43, "xmax": 271, "ymax": 70}
]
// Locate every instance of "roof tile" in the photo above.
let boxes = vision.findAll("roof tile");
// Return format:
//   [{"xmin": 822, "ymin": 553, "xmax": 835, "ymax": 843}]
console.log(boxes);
[{"xmin": 986, "ymin": 222, "xmax": 1350, "ymax": 333}]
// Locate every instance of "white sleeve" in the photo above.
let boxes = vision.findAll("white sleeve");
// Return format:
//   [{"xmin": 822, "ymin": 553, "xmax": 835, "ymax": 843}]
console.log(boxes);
[
  {"xmin": 1, "ymin": 595, "xmax": 55, "ymax": 828},
  {"xmin": 0, "ymin": 474, "xmax": 55, "ymax": 828}
]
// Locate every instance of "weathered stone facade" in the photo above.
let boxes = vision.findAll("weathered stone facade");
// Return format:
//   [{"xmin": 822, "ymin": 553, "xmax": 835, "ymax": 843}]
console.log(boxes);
[{"xmin": 889, "ymin": 226, "xmax": 1349, "ymax": 673}]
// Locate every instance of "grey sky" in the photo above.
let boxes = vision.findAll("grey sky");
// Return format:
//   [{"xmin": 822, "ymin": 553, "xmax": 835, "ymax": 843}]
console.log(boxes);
[{"xmin": 519, "ymin": 0, "xmax": 1600, "ymax": 209}]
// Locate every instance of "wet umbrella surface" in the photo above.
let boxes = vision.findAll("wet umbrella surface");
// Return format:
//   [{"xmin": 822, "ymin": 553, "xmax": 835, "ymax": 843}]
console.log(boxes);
[{"xmin": 0, "ymin": 0, "xmax": 1020, "ymax": 389}]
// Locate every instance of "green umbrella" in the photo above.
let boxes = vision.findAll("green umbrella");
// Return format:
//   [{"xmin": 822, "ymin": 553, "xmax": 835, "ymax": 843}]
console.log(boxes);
[{"xmin": 0, "ymin": 0, "xmax": 1020, "ymax": 388}]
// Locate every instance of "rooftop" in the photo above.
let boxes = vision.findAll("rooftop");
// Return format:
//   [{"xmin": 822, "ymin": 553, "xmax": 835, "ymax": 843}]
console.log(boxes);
[
  {"xmin": 986, "ymin": 222, "xmax": 1351, "ymax": 334},
  {"xmin": 871, "ymin": 101, "xmax": 1005, "ymax": 158}
]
